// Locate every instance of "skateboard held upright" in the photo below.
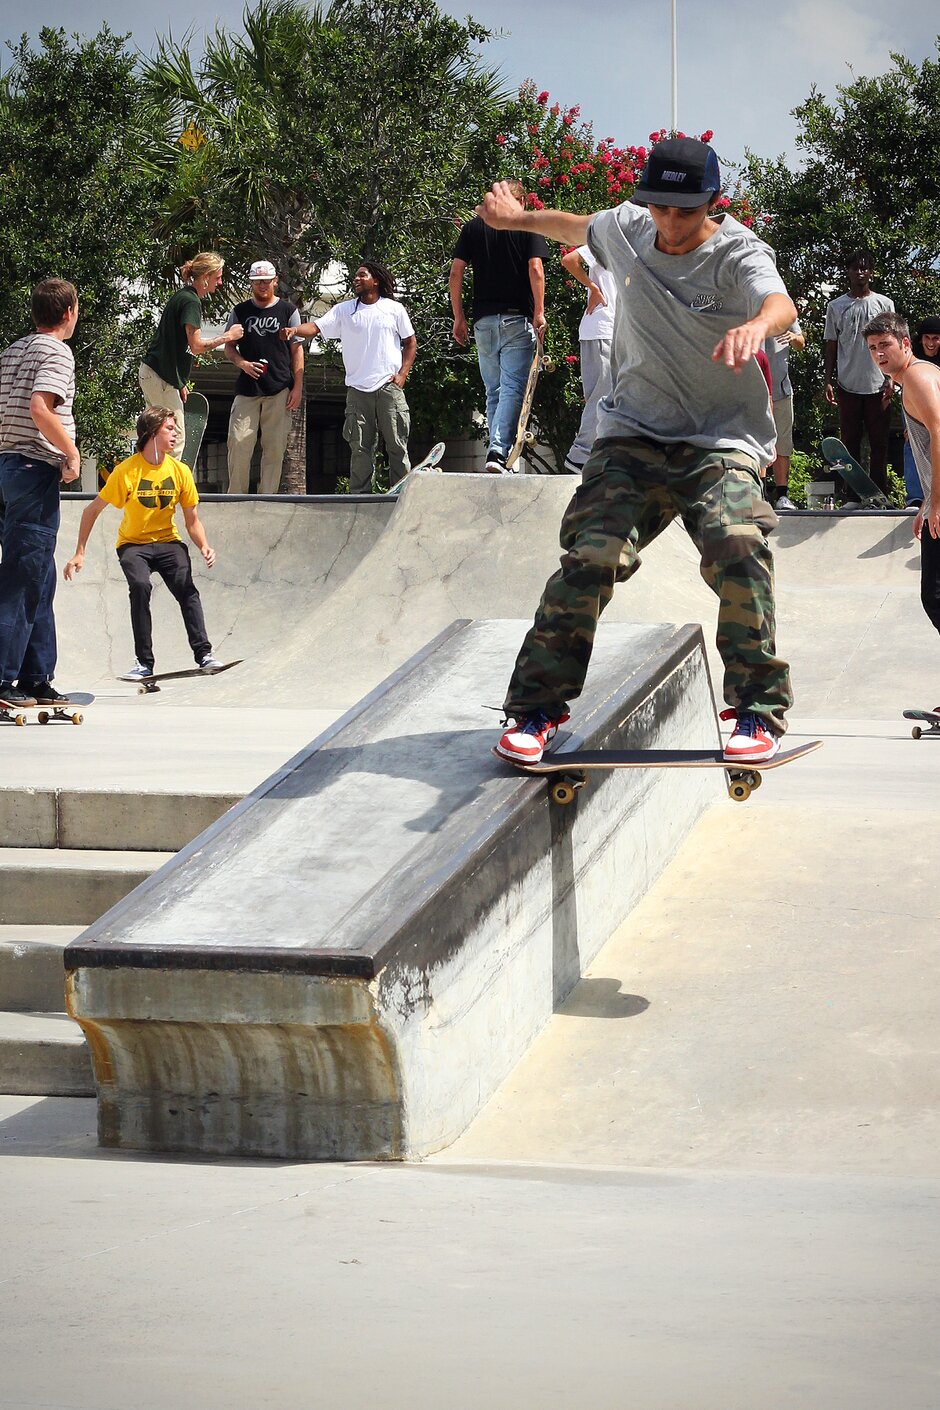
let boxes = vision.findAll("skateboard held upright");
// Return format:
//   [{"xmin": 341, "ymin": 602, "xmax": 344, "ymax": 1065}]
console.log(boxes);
[
  {"xmin": 182, "ymin": 392, "xmax": 210, "ymax": 473},
  {"xmin": 820, "ymin": 437, "xmax": 892, "ymax": 509},
  {"xmin": 506, "ymin": 338, "xmax": 554, "ymax": 472}
]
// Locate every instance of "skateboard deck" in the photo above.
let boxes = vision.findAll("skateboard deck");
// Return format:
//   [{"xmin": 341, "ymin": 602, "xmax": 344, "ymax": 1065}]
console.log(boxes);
[
  {"xmin": 131, "ymin": 660, "xmax": 242, "ymax": 694},
  {"xmin": 0, "ymin": 691, "xmax": 94, "ymax": 726},
  {"xmin": 506, "ymin": 339, "xmax": 554, "ymax": 471},
  {"xmin": 182, "ymin": 391, "xmax": 209, "ymax": 472},
  {"xmin": 495, "ymin": 739, "xmax": 823, "ymax": 804},
  {"xmin": 386, "ymin": 442, "xmax": 445, "ymax": 495},
  {"xmin": 903, "ymin": 707, "xmax": 940, "ymax": 739},
  {"xmin": 820, "ymin": 436, "xmax": 892, "ymax": 508}
]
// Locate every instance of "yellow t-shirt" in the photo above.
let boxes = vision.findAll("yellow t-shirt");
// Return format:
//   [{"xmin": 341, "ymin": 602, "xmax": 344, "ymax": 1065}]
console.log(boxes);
[{"xmin": 100, "ymin": 452, "xmax": 199, "ymax": 549}]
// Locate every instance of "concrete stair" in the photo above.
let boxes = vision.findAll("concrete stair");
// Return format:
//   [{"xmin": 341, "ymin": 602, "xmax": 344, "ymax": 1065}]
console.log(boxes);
[{"xmin": 0, "ymin": 788, "xmax": 237, "ymax": 1097}]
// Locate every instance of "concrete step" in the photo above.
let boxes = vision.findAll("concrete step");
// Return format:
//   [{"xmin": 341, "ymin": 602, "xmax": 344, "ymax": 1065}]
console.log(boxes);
[
  {"xmin": 0, "ymin": 926, "xmax": 84, "ymax": 1011},
  {"xmin": 0, "ymin": 849, "xmax": 173, "ymax": 925},
  {"xmin": 0, "ymin": 1010, "xmax": 94, "ymax": 1096},
  {"xmin": 0, "ymin": 787, "xmax": 239, "ymax": 851}
]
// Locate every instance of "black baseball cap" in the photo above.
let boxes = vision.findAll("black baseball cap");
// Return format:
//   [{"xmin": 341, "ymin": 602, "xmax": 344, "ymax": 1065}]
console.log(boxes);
[{"xmin": 633, "ymin": 137, "xmax": 721, "ymax": 209}]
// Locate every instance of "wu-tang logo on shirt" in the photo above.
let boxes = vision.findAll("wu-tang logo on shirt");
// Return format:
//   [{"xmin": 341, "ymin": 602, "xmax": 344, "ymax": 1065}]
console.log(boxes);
[{"xmin": 137, "ymin": 476, "xmax": 176, "ymax": 509}]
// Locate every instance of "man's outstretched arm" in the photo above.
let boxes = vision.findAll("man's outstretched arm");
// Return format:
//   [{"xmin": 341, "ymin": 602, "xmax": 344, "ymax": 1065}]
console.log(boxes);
[{"xmin": 477, "ymin": 181, "xmax": 594, "ymax": 247}]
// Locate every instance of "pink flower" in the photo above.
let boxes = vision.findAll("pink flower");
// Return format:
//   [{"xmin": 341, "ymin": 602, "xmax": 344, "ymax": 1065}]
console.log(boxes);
[
  {"xmin": 538, "ymin": 175, "xmax": 551, "ymax": 186},
  {"xmin": 700, "ymin": 129, "xmax": 714, "ymax": 142},
  {"xmin": 562, "ymin": 114, "xmax": 573, "ymax": 126},
  {"xmin": 636, "ymin": 146, "xmax": 647, "ymax": 160},
  {"xmin": 495, "ymin": 134, "xmax": 506, "ymax": 145},
  {"xmin": 550, "ymin": 103, "xmax": 560, "ymax": 116},
  {"xmin": 565, "ymin": 354, "xmax": 578, "ymax": 364},
  {"xmin": 528, "ymin": 124, "xmax": 539, "ymax": 134},
  {"xmin": 537, "ymin": 90, "xmax": 549, "ymax": 104}
]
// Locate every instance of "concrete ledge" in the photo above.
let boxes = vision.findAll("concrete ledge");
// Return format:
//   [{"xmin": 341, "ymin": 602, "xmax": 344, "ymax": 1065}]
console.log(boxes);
[
  {"xmin": 0, "ymin": 1012, "xmax": 94, "ymax": 1096},
  {"xmin": 0, "ymin": 928, "xmax": 81, "ymax": 1011},
  {"xmin": 66, "ymin": 620, "xmax": 721, "ymax": 1160},
  {"xmin": 0, "ymin": 850, "xmax": 174, "ymax": 926},
  {"xmin": 0, "ymin": 790, "xmax": 239, "ymax": 851}
]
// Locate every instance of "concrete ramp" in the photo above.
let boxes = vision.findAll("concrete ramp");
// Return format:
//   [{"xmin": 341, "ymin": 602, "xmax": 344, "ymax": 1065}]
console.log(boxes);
[{"xmin": 65, "ymin": 619, "xmax": 720, "ymax": 1160}]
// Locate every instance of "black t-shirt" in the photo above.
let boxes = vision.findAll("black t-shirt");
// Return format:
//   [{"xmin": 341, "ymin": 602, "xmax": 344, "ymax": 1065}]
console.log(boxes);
[
  {"xmin": 228, "ymin": 296, "xmax": 299, "ymax": 397},
  {"xmin": 453, "ymin": 217, "xmax": 550, "ymax": 321}
]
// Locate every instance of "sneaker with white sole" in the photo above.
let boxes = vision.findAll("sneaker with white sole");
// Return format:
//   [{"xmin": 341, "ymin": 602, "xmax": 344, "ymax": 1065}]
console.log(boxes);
[
  {"xmin": 722, "ymin": 710, "xmax": 781, "ymax": 763},
  {"xmin": 495, "ymin": 708, "xmax": 571, "ymax": 763},
  {"xmin": 485, "ymin": 450, "xmax": 507, "ymax": 474},
  {"xmin": 775, "ymin": 493, "xmax": 797, "ymax": 511},
  {"xmin": 119, "ymin": 660, "xmax": 154, "ymax": 682},
  {"xmin": 199, "ymin": 654, "xmax": 224, "ymax": 671}
]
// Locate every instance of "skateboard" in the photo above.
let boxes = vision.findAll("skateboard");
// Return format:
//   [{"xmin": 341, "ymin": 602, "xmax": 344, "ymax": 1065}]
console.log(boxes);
[
  {"xmin": 182, "ymin": 391, "xmax": 210, "ymax": 472},
  {"xmin": 820, "ymin": 437, "xmax": 892, "ymax": 508},
  {"xmin": 505, "ymin": 338, "xmax": 555, "ymax": 472},
  {"xmin": 0, "ymin": 691, "xmax": 94, "ymax": 727},
  {"xmin": 495, "ymin": 739, "xmax": 823, "ymax": 804},
  {"xmin": 902, "ymin": 707, "xmax": 940, "ymax": 739},
  {"xmin": 130, "ymin": 660, "xmax": 242, "ymax": 695},
  {"xmin": 385, "ymin": 442, "xmax": 445, "ymax": 495}
]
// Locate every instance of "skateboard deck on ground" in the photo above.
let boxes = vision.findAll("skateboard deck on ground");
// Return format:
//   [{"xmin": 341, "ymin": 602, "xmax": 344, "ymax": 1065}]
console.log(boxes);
[
  {"xmin": 903, "ymin": 707, "xmax": 940, "ymax": 739},
  {"xmin": 494, "ymin": 740, "xmax": 823, "ymax": 804},
  {"xmin": 132, "ymin": 660, "xmax": 242, "ymax": 695},
  {"xmin": 182, "ymin": 391, "xmax": 209, "ymax": 472},
  {"xmin": 820, "ymin": 436, "xmax": 892, "ymax": 509},
  {"xmin": 506, "ymin": 339, "xmax": 554, "ymax": 472},
  {"xmin": 0, "ymin": 692, "xmax": 94, "ymax": 727},
  {"xmin": 386, "ymin": 442, "xmax": 445, "ymax": 495}
]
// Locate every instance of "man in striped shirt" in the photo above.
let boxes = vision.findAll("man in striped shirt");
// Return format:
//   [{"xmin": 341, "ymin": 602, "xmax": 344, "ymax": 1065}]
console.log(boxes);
[{"xmin": 0, "ymin": 278, "xmax": 80, "ymax": 708}]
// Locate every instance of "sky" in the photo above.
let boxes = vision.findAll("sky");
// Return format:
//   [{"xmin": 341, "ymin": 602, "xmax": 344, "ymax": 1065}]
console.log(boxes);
[{"xmin": 2, "ymin": 0, "xmax": 938, "ymax": 175}]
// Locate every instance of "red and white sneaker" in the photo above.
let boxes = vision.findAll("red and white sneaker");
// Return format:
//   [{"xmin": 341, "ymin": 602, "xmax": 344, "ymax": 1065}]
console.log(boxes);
[
  {"xmin": 721, "ymin": 709, "xmax": 781, "ymax": 763},
  {"xmin": 495, "ymin": 709, "xmax": 570, "ymax": 763}
]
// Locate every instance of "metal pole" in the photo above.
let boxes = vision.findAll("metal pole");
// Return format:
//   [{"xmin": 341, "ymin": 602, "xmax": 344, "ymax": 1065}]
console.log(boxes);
[{"xmin": 671, "ymin": 0, "xmax": 678, "ymax": 132}]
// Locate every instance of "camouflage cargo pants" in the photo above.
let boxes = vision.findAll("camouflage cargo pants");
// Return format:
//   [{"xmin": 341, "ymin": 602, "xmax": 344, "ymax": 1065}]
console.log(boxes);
[{"xmin": 504, "ymin": 437, "xmax": 793, "ymax": 734}]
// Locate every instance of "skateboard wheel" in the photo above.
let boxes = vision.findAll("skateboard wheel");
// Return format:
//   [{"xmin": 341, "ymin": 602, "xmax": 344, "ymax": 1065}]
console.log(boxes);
[
  {"xmin": 728, "ymin": 779, "xmax": 751, "ymax": 803},
  {"xmin": 14, "ymin": 713, "xmax": 26, "ymax": 727},
  {"xmin": 71, "ymin": 712, "xmax": 83, "ymax": 725},
  {"xmin": 38, "ymin": 711, "xmax": 50, "ymax": 725},
  {"xmin": 912, "ymin": 726, "xmax": 922, "ymax": 740},
  {"xmin": 749, "ymin": 771, "xmax": 763, "ymax": 790},
  {"xmin": 551, "ymin": 781, "xmax": 576, "ymax": 806}
]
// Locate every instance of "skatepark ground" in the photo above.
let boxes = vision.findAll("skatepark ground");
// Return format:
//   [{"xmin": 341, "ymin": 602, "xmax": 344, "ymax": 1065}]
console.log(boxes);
[{"xmin": 1, "ymin": 478, "xmax": 937, "ymax": 1408}]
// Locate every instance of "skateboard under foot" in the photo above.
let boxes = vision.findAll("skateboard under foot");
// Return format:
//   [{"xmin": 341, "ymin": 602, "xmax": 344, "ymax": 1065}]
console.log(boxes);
[
  {"xmin": 0, "ymin": 692, "xmax": 94, "ymax": 727},
  {"xmin": 495, "ymin": 740, "xmax": 823, "ymax": 804},
  {"xmin": 903, "ymin": 707, "xmax": 940, "ymax": 739},
  {"xmin": 131, "ymin": 660, "xmax": 242, "ymax": 695}
]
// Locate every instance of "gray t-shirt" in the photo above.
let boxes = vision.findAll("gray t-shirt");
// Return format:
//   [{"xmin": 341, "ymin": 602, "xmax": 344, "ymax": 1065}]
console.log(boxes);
[
  {"xmin": 0, "ymin": 332, "xmax": 76, "ymax": 467},
  {"xmin": 587, "ymin": 205, "xmax": 787, "ymax": 466},
  {"xmin": 823, "ymin": 291, "xmax": 894, "ymax": 395},
  {"xmin": 763, "ymin": 320, "xmax": 802, "ymax": 401}
]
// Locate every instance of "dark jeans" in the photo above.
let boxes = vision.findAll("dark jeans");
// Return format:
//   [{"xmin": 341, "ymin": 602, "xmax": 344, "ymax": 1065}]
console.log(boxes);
[
  {"xmin": 117, "ymin": 540, "xmax": 211, "ymax": 671},
  {"xmin": 836, "ymin": 386, "xmax": 891, "ymax": 492},
  {"xmin": 0, "ymin": 453, "xmax": 61, "ymax": 684},
  {"xmin": 921, "ymin": 520, "xmax": 940, "ymax": 638}
]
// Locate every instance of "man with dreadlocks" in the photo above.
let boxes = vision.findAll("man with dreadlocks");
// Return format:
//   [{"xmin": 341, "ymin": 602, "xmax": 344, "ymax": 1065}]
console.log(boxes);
[{"xmin": 287, "ymin": 262, "xmax": 417, "ymax": 492}]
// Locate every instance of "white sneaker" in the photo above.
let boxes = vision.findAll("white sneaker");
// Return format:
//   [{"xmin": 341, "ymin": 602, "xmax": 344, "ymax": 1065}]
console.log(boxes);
[
  {"xmin": 199, "ymin": 654, "xmax": 224, "ymax": 672},
  {"xmin": 775, "ymin": 494, "xmax": 797, "ymax": 511},
  {"xmin": 119, "ymin": 660, "xmax": 153, "ymax": 682}
]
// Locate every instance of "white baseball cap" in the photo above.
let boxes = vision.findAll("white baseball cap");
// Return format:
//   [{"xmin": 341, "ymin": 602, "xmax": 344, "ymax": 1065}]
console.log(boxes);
[{"xmin": 248, "ymin": 260, "xmax": 277, "ymax": 281}]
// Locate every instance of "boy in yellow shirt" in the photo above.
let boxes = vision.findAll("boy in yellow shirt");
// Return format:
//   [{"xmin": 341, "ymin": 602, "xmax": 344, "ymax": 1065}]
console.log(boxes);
[{"xmin": 64, "ymin": 406, "xmax": 221, "ymax": 680}]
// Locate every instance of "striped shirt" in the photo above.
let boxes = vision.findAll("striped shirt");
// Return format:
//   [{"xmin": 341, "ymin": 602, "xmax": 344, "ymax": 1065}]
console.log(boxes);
[{"xmin": 0, "ymin": 333, "xmax": 76, "ymax": 466}]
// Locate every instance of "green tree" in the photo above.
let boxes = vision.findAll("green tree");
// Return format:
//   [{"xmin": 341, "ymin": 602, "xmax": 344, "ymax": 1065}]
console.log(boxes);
[
  {"xmin": 744, "ymin": 41, "xmax": 940, "ymax": 449},
  {"xmin": 0, "ymin": 26, "xmax": 162, "ymax": 465}
]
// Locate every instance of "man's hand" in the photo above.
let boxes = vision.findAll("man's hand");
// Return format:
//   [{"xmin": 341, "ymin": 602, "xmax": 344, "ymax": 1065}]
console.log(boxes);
[
  {"xmin": 881, "ymin": 379, "xmax": 894, "ymax": 408},
  {"xmin": 533, "ymin": 313, "xmax": 548, "ymax": 339},
  {"xmin": 202, "ymin": 544, "xmax": 216, "ymax": 569},
  {"xmin": 389, "ymin": 370, "xmax": 408, "ymax": 389},
  {"xmin": 712, "ymin": 319, "xmax": 769, "ymax": 372},
  {"xmin": 180, "ymin": 385, "xmax": 189, "ymax": 403},
  {"xmin": 477, "ymin": 181, "xmax": 526, "ymax": 230},
  {"xmin": 223, "ymin": 323, "xmax": 245, "ymax": 345},
  {"xmin": 586, "ymin": 286, "xmax": 607, "ymax": 316},
  {"xmin": 240, "ymin": 359, "xmax": 266, "ymax": 379},
  {"xmin": 452, "ymin": 313, "xmax": 468, "ymax": 346},
  {"xmin": 61, "ymin": 452, "xmax": 81, "ymax": 485},
  {"xmin": 63, "ymin": 549, "xmax": 83, "ymax": 581},
  {"xmin": 286, "ymin": 383, "xmax": 302, "ymax": 411},
  {"xmin": 824, "ymin": 381, "xmax": 837, "ymax": 407}
]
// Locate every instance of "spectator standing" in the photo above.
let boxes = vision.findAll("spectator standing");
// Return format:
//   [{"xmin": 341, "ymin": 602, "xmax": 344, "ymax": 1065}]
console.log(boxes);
[
  {"xmin": 823, "ymin": 251, "xmax": 894, "ymax": 498},
  {"xmin": 0, "ymin": 278, "xmax": 80, "ymax": 709},
  {"xmin": 864, "ymin": 313, "xmax": 940, "ymax": 641},
  {"xmin": 288, "ymin": 263, "xmax": 416, "ymax": 493},
  {"xmin": 449, "ymin": 181, "xmax": 549, "ymax": 473},
  {"xmin": 64, "ymin": 406, "xmax": 222, "ymax": 681},
  {"xmin": 913, "ymin": 316, "xmax": 940, "ymax": 366},
  {"xmin": 224, "ymin": 260, "xmax": 303, "ymax": 495},
  {"xmin": 561, "ymin": 244, "xmax": 618, "ymax": 474},
  {"xmin": 140, "ymin": 253, "xmax": 243, "ymax": 460},
  {"xmin": 763, "ymin": 320, "xmax": 805, "ymax": 511}
]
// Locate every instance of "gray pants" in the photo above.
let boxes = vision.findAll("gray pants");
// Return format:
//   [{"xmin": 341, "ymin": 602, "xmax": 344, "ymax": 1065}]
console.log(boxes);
[
  {"xmin": 566, "ymin": 338, "xmax": 613, "ymax": 468},
  {"xmin": 344, "ymin": 383, "xmax": 411, "ymax": 493}
]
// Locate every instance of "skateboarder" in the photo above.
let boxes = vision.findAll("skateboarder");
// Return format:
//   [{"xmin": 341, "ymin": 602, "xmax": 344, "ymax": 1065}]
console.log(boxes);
[
  {"xmin": 864, "ymin": 312, "xmax": 940, "ymax": 636},
  {"xmin": 63, "ymin": 406, "xmax": 223, "ymax": 681},
  {"xmin": 450, "ymin": 180, "xmax": 549, "ymax": 473},
  {"xmin": 0, "ymin": 278, "xmax": 81, "ymax": 711},
  {"xmin": 139, "ymin": 252, "xmax": 244, "ymax": 459},
  {"xmin": 484, "ymin": 138, "xmax": 796, "ymax": 766}
]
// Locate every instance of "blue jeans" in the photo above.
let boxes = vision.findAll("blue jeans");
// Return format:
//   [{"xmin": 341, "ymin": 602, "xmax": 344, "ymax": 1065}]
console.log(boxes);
[
  {"xmin": 475, "ymin": 314, "xmax": 537, "ymax": 459},
  {"xmin": 0, "ymin": 453, "xmax": 61, "ymax": 683}
]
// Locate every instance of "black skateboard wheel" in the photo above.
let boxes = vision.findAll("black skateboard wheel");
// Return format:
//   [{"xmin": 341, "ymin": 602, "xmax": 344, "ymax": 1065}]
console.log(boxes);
[{"xmin": 912, "ymin": 725, "xmax": 923, "ymax": 740}]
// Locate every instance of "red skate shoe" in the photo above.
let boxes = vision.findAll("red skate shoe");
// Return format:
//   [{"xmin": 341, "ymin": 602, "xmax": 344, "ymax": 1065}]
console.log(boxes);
[
  {"xmin": 495, "ymin": 708, "xmax": 570, "ymax": 763},
  {"xmin": 720, "ymin": 709, "xmax": 780, "ymax": 763}
]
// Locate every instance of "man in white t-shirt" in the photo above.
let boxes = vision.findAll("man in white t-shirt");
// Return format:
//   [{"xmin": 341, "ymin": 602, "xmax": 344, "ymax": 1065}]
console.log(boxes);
[
  {"xmin": 288, "ymin": 262, "xmax": 417, "ymax": 492},
  {"xmin": 823, "ymin": 251, "xmax": 894, "ymax": 497},
  {"xmin": 561, "ymin": 244, "xmax": 618, "ymax": 472}
]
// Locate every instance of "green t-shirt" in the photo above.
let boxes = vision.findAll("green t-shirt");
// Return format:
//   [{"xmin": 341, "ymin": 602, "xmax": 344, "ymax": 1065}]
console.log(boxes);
[{"xmin": 142, "ymin": 286, "xmax": 202, "ymax": 389}]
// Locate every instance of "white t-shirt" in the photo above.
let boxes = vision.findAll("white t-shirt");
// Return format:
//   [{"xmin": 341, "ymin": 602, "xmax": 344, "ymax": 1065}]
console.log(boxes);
[
  {"xmin": 575, "ymin": 246, "xmax": 617, "ymax": 342},
  {"xmin": 823, "ymin": 291, "xmax": 895, "ymax": 395},
  {"xmin": 314, "ymin": 297, "xmax": 415, "ymax": 392}
]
